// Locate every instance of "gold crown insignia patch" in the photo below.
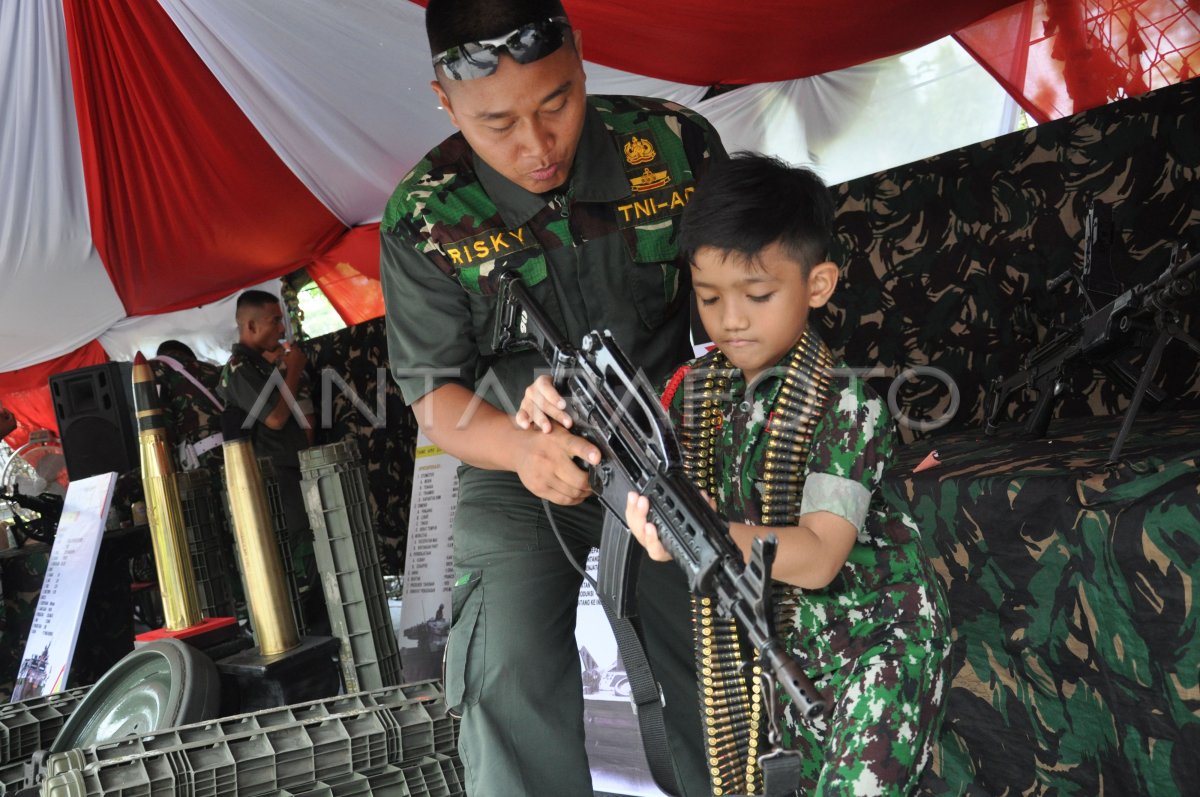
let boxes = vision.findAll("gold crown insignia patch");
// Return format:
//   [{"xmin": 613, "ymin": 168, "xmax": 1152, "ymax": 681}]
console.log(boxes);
[
  {"xmin": 624, "ymin": 135, "xmax": 656, "ymax": 165},
  {"xmin": 630, "ymin": 167, "xmax": 670, "ymax": 192}
]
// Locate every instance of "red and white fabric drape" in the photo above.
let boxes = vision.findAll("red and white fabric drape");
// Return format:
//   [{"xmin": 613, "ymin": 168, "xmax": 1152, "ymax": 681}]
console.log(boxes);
[{"xmin": 3, "ymin": 0, "xmax": 1197, "ymax": 446}]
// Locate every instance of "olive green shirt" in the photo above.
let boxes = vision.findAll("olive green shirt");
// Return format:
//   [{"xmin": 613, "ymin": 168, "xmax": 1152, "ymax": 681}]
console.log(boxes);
[
  {"xmin": 380, "ymin": 95, "xmax": 727, "ymax": 414},
  {"xmin": 218, "ymin": 343, "xmax": 309, "ymax": 468}
]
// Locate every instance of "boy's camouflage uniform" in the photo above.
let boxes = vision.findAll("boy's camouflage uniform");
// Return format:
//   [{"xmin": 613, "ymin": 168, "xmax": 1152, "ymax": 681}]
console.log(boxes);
[
  {"xmin": 667, "ymin": 342, "xmax": 951, "ymax": 796},
  {"xmin": 381, "ymin": 95, "xmax": 726, "ymax": 797}
]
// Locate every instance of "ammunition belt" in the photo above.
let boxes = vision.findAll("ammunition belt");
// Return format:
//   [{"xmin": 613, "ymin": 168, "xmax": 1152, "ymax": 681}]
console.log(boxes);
[{"xmin": 678, "ymin": 328, "xmax": 835, "ymax": 795}]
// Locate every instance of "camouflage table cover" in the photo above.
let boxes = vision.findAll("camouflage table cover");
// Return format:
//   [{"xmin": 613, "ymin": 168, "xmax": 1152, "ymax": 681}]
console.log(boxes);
[{"xmin": 882, "ymin": 409, "xmax": 1200, "ymax": 796}]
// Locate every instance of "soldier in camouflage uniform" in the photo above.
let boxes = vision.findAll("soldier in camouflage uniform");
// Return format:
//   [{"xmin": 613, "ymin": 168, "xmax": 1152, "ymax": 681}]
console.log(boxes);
[
  {"xmin": 380, "ymin": 1, "xmax": 726, "ymax": 794},
  {"xmin": 219, "ymin": 290, "xmax": 325, "ymax": 633},
  {"xmin": 150, "ymin": 340, "xmax": 225, "ymax": 472},
  {"xmin": 0, "ymin": 547, "xmax": 49, "ymax": 701},
  {"xmin": 618, "ymin": 156, "xmax": 951, "ymax": 795}
]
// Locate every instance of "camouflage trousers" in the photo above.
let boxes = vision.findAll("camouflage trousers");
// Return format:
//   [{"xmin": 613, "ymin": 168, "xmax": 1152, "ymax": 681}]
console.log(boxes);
[{"xmin": 787, "ymin": 638, "xmax": 948, "ymax": 796}]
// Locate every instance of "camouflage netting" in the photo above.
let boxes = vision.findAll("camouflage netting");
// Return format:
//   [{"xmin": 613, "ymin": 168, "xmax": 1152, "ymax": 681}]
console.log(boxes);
[
  {"xmin": 831, "ymin": 78, "xmax": 1200, "ymax": 796},
  {"xmin": 822, "ymin": 77, "xmax": 1200, "ymax": 442},
  {"xmin": 305, "ymin": 317, "xmax": 416, "ymax": 576},
  {"xmin": 886, "ymin": 409, "xmax": 1200, "ymax": 797}
]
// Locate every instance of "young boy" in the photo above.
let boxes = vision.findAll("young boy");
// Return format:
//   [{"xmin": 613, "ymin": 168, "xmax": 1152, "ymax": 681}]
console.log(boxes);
[{"xmin": 619, "ymin": 154, "xmax": 951, "ymax": 795}]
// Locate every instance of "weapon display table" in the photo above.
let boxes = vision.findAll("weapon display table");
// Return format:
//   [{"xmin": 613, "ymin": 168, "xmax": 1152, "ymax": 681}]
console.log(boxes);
[{"xmin": 881, "ymin": 410, "xmax": 1200, "ymax": 797}]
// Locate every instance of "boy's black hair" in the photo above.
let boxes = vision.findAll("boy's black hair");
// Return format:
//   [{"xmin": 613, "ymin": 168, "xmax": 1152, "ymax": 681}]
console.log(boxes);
[
  {"xmin": 426, "ymin": 0, "xmax": 568, "ymax": 57},
  {"xmin": 678, "ymin": 152, "xmax": 834, "ymax": 273},
  {"xmin": 236, "ymin": 289, "xmax": 280, "ymax": 311}
]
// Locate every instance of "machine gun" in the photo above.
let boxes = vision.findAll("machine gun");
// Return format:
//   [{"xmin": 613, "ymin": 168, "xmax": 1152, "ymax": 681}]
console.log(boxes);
[
  {"xmin": 984, "ymin": 241, "xmax": 1200, "ymax": 463},
  {"xmin": 491, "ymin": 269, "xmax": 827, "ymax": 721},
  {"xmin": 0, "ymin": 487, "xmax": 63, "ymax": 544}
]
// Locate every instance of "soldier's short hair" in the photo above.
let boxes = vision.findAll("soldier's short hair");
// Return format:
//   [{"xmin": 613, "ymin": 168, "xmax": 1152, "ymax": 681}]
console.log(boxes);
[
  {"xmin": 425, "ymin": 0, "xmax": 567, "ymax": 57},
  {"xmin": 679, "ymin": 152, "xmax": 834, "ymax": 274},
  {"xmin": 236, "ymin": 289, "xmax": 280, "ymax": 311}
]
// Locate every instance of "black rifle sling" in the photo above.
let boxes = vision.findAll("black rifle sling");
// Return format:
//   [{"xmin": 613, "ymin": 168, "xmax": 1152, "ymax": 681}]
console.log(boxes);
[
  {"xmin": 603, "ymin": 607, "xmax": 682, "ymax": 797},
  {"xmin": 597, "ymin": 510, "xmax": 682, "ymax": 796},
  {"xmin": 759, "ymin": 749, "xmax": 803, "ymax": 796},
  {"xmin": 549, "ymin": 504, "xmax": 682, "ymax": 796}
]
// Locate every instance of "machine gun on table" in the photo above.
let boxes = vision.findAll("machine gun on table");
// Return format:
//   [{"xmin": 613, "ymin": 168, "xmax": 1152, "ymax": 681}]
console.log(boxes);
[
  {"xmin": 490, "ymin": 269, "xmax": 826, "ymax": 723},
  {"xmin": 0, "ymin": 488, "xmax": 63, "ymax": 545},
  {"xmin": 984, "ymin": 238, "xmax": 1200, "ymax": 463}
]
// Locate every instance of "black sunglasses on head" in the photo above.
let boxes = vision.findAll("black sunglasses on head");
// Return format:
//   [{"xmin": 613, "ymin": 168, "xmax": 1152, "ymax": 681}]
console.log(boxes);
[{"xmin": 433, "ymin": 16, "xmax": 572, "ymax": 81}]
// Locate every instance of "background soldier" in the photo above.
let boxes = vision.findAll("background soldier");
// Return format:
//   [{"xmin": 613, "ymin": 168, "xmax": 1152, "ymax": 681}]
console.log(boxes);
[
  {"xmin": 219, "ymin": 290, "xmax": 326, "ymax": 634},
  {"xmin": 150, "ymin": 340, "xmax": 225, "ymax": 472}
]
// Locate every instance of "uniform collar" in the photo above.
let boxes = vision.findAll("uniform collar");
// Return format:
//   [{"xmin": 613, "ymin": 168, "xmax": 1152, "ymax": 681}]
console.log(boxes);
[
  {"xmin": 231, "ymin": 342, "xmax": 273, "ymax": 374},
  {"xmin": 728, "ymin": 348, "xmax": 796, "ymax": 406},
  {"xmin": 473, "ymin": 99, "xmax": 630, "ymax": 230}
]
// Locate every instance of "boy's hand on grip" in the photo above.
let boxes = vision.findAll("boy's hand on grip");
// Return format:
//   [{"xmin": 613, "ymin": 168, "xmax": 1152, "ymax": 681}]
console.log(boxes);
[{"xmin": 625, "ymin": 491, "xmax": 674, "ymax": 562}]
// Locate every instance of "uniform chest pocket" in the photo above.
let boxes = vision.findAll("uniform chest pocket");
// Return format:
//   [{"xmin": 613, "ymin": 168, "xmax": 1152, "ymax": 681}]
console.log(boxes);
[
  {"xmin": 623, "ymin": 221, "xmax": 683, "ymax": 331},
  {"xmin": 452, "ymin": 250, "xmax": 550, "ymax": 356},
  {"xmin": 451, "ymin": 250, "xmax": 549, "ymax": 296}
]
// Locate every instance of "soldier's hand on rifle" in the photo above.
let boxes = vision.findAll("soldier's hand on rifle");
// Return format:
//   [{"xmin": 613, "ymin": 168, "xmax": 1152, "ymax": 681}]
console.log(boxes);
[
  {"xmin": 515, "ymin": 374, "xmax": 574, "ymax": 433},
  {"xmin": 514, "ymin": 424, "xmax": 600, "ymax": 506}
]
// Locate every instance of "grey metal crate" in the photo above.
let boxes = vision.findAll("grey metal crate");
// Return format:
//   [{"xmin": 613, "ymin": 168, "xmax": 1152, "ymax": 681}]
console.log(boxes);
[
  {"xmin": 0, "ymin": 684, "xmax": 90, "ymax": 766},
  {"xmin": 177, "ymin": 469, "xmax": 239, "ymax": 620},
  {"xmin": 39, "ymin": 682, "xmax": 458, "ymax": 796},
  {"xmin": 300, "ymin": 443, "xmax": 401, "ymax": 693}
]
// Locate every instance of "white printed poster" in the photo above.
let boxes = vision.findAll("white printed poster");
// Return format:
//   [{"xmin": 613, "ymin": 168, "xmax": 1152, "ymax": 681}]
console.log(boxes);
[
  {"xmin": 399, "ymin": 432, "xmax": 661, "ymax": 795},
  {"xmin": 399, "ymin": 432, "xmax": 458, "ymax": 681},
  {"xmin": 11, "ymin": 472, "xmax": 117, "ymax": 702}
]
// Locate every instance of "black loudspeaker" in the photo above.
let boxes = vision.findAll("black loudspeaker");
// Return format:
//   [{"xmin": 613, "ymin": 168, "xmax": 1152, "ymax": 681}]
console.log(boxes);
[{"xmin": 50, "ymin": 361, "xmax": 138, "ymax": 480}]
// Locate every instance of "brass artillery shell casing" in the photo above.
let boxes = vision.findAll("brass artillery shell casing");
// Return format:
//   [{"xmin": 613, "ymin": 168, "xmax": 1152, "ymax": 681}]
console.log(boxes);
[
  {"xmin": 132, "ymin": 352, "xmax": 204, "ymax": 631},
  {"xmin": 223, "ymin": 437, "xmax": 300, "ymax": 656}
]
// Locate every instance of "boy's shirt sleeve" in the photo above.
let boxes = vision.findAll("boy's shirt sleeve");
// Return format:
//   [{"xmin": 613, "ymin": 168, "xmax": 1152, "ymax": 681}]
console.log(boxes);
[{"xmin": 800, "ymin": 377, "xmax": 896, "ymax": 532}]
